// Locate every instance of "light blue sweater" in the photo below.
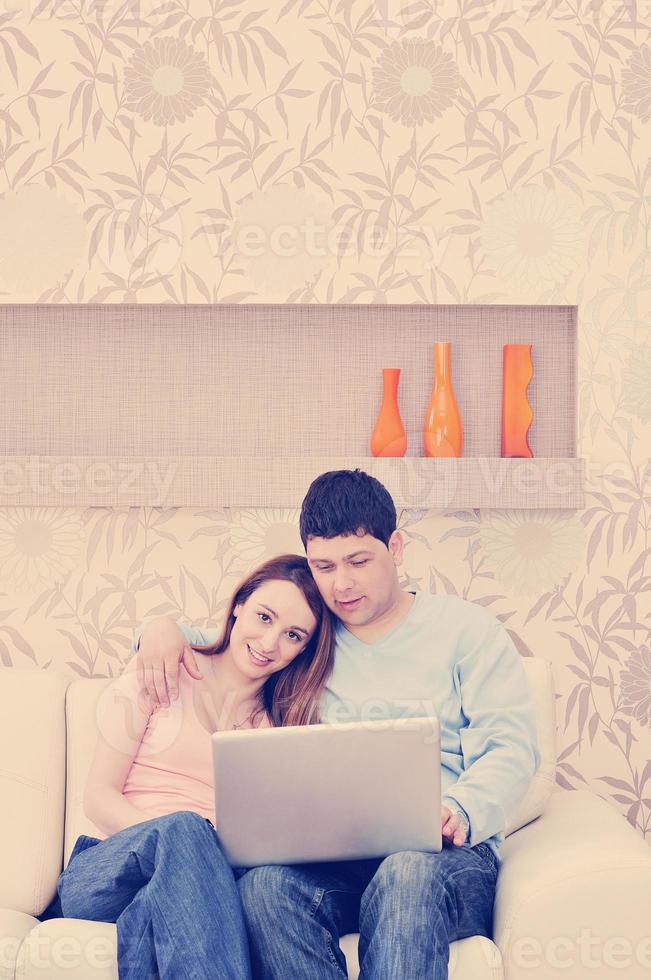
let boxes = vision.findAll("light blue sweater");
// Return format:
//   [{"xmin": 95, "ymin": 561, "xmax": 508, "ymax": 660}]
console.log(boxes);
[{"xmin": 134, "ymin": 590, "xmax": 540, "ymax": 862}]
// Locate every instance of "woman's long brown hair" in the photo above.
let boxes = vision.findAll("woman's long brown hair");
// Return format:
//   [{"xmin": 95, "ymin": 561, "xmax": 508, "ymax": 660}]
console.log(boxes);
[{"xmin": 189, "ymin": 554, "xmax": 336, "ymax": 727}]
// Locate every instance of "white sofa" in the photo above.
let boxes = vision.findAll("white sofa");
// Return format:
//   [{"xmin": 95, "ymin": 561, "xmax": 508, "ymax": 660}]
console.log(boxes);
[{"xmin": 1, "ymin": 660, "xmax": 650, "ymax": 980}]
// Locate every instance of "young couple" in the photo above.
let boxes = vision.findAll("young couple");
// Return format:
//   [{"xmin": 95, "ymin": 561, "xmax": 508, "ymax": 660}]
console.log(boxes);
[{"xmin": 43, "ymin": 469, "xmax": 540, "ymax": 980}]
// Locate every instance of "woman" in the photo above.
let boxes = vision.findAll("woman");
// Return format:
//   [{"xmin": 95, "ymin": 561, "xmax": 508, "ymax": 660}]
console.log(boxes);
[{"xmin": 41, "ymin": 555, "xmax": 336, "ymax": 980}]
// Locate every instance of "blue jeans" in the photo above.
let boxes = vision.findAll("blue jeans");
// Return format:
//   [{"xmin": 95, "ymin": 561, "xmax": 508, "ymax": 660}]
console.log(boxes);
[
  {"xmin": 40, "ymin": 811, "xmax": 251, "ymax": 980},
  {"xmin": 237, "ymin": 841, "xmax": 499, "ymax": 979}
]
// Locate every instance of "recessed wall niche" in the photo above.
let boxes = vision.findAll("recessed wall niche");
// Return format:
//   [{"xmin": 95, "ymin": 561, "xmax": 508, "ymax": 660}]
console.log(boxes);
[{"xmin": 0, "ymin": 304, "xmax": 583, "ymax": 509}]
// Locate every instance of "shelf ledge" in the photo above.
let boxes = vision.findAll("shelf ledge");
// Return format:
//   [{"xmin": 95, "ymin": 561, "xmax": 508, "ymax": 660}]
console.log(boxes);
[{"xmin": 0, "ymin": 456, "xmax": 585, "ymax": 509}]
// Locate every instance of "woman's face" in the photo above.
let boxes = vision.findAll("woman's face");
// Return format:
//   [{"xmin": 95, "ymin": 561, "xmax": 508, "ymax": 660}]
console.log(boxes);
[{"xmin": 229, "ymin": 579, "xmax": 318, "ymax": 681}]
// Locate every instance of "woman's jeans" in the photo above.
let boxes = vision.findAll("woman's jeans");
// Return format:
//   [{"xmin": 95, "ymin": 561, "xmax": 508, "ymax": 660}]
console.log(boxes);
[
  {"xmin": 40, "ymin": 810, "xmax": 251, "ymax": 980},
  {"xmin": 237, "ymin": 840, "xmax": 500, "ymax": 980}
]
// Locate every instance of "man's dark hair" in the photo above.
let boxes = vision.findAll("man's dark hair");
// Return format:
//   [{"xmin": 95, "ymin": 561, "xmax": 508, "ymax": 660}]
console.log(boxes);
[{"xmin": 299, "ymin": 469, "xmax": 397, "ymax": 548}]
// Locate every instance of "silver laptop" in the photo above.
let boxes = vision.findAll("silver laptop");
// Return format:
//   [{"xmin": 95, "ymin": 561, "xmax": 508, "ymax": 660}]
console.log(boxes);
[{"xmin": 211, "ymin": 716, "xmax": 441, "ymax": 866}]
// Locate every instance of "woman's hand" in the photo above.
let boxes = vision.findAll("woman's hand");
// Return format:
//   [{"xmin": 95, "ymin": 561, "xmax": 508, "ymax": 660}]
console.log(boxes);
[{"xmin": 136, "ymin": 616, "xmax": 203, "ymax": 707}]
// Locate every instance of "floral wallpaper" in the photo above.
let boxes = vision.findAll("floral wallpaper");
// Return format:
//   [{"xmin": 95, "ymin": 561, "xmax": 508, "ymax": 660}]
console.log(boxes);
[{"xmin": 0, "ymin": 1, "xmax": 649, "ymax": 843}]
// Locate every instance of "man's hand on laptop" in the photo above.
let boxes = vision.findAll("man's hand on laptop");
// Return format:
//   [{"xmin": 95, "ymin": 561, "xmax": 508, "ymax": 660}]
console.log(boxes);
[
  {"xmin": 441, "ymin": 804, "xmax": 468, "ymax": 846},
  {"xmin": 136, "ymin": 616, "xmax": 203, "ymax": 707}
]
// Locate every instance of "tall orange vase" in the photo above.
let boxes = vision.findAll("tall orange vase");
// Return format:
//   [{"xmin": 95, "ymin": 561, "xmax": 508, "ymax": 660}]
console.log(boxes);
[
  {"xmin": 502, "ymin": 344, "xmax": 534, "ymax": 458},
  {"xmin": 370, "ymin": 368, "xmax": 407, "ymax": 457},
  {"xmin": 423, "ymin": 342, "xmax": 463, "ymax": 457}
]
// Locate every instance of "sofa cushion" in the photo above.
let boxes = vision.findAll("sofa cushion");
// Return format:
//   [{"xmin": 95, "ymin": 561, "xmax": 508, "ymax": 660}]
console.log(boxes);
[
  {"xmin": 0, "ymin": 668, "xmax": 68, "ymax": 916},
  {"xmin": 63, "ymin": 680, "xmax": 113, "ymax": 865},
  {"xmin": 12, "ymin": 920, "xmax": 502, "ymax": 980},
  {"xmin": 504, "ymin": 658, "xmax": 556, "ymax": 836}
]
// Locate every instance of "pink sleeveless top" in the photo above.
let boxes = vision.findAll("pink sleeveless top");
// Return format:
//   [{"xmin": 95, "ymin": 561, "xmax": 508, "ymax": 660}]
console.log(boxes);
[{"xmin": 93, "ymin": 663, "xmax": 219, "ymax": 837}]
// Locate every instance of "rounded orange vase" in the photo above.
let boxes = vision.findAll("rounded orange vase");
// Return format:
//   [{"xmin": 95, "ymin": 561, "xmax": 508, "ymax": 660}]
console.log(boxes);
[
  {"xmin": 370, "ymin": 368, "xmax": 407, "ymax": 457},
  {"xmin": 502, "ymin": 344, "xmax": 534, "ymax": 458},
  {"xmin": 423, "ymin": 342, "xmax": 463, "ymax": 457}
]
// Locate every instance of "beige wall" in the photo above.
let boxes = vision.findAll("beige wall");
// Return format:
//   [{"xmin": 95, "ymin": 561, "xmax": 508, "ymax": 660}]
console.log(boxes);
[{"xmin": 0, "ymin": 1, "xmax": 648, "ymax": 840}]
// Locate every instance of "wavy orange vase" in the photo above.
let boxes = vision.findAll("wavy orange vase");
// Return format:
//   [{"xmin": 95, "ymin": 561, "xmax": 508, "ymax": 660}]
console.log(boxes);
[
  {"xmin": 370, "ymin": 368, "xmax": 407, "ymax": 457},
  {"xmin": 501, "ymin": 344, "xmax": 534, "ymax": 458},
  {"xmin": 423, "ymin": 342, "xmax": 463, "ymax": 458}
]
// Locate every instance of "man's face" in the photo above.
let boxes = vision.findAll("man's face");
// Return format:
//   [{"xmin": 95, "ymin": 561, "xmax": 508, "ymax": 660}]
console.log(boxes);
[{"xmin": 305, "ymin": 529, "xmax": 405, "ymax": 628}]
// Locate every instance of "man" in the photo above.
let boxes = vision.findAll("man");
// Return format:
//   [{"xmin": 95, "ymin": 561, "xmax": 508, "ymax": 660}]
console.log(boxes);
[{"xmin": 132, "ymin": 469, "xmax": 540, "ymax": 979}]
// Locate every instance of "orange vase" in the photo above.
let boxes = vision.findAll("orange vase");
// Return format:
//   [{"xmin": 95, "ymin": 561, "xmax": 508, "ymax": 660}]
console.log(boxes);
[
  {"xmin": 502, "ymin": 344, "xmax": 534, "ymax": 458},
  {"xmin": 423, "ymin": 342, "xmax": 463, "ymax": 457},
  {"xmin": 370, "ymin": 368, "xmax": 407, "ymax": 457}
]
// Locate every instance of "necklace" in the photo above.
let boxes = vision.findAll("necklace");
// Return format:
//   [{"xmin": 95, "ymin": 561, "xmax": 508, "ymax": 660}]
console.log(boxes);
[
  {"xmin": 231, "ymin": 715, "xmax": 253, "ymax": 731},
  {"xmin": 231, "ymin": 702, "xmax": 269, "ymax": 730},
  {"xmin": 230, "ymin": 703, "xmax": 256, "ymax": 730}
]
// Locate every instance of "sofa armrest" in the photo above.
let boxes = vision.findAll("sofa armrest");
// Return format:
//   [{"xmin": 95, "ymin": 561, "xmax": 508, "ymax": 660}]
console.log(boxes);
[
  {"xmin": 494, "ymin": 789, "xmax": 651, "ymax": 979},
  {"xmin": 0, "ymin": 908, "xmax": 39, "ymax": 980}
]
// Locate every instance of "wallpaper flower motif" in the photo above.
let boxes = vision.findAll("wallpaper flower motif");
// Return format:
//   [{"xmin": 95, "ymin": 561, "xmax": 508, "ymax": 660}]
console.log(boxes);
[
  {"xmin": 0, "ymin": 508, "xmax": 85, "ymax": 592},
  {"xmin": 227, "ymin": 509, "xmax": 304, "ymax": 572},
  {"xmin": 479, "ymin": 510, "xmax": 585, "ymax": 596},
  {"xmin": 0, "ymin": 186, "xmax": 86, "ymax": 294},
  {"xmin": 621, "ymin": 44, "xmax": 651, "ymax": 124},
  {"xmin": 123, "ymin": 38, "xmax": 213, "ymax": 126},
  {"xmin": 619, "ymin": 646, "xmax": 651, "ymax": 728},
  {"xmin": 371, "ymin": 39, "xmax": 461, "ymax": 126},
  {"xmin": 480, "ymin": 186, "xmax": 584, "ymax": 290}
]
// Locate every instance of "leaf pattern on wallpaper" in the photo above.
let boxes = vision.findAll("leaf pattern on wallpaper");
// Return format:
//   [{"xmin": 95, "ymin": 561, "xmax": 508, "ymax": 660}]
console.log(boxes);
[{"xmin": 0, "ymin": 1, "xmax": 649, "ymax": 840}]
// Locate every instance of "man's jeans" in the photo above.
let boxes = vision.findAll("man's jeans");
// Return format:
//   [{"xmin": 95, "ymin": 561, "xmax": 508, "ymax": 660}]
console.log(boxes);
[
  {"xmin": 39, "ymin": 810, "xmax": 251, "ymax": 980},
  {"xmin": 237, "ymin": 841, "xmax": 499, "ymax": 980}
]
